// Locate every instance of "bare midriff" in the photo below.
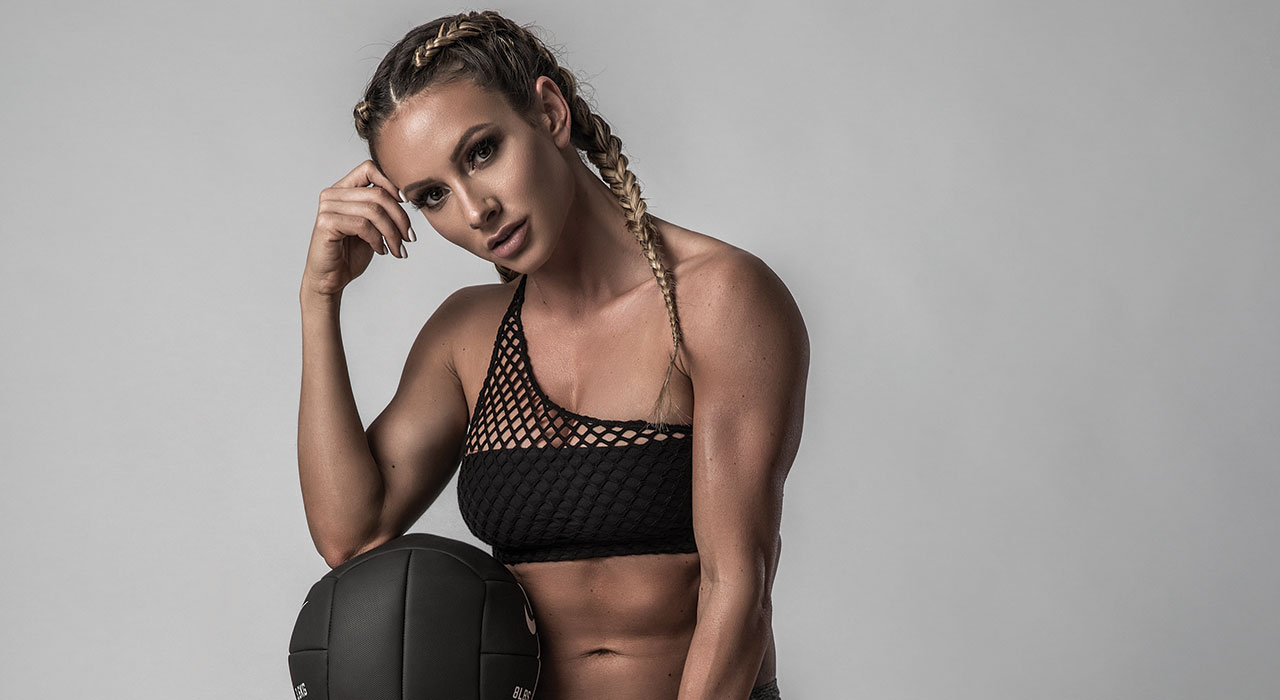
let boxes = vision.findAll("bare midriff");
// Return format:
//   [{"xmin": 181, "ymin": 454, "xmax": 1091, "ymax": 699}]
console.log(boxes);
[{"xmin": 505, "ymin": 551, "xmax": 775, "ymax": 700}]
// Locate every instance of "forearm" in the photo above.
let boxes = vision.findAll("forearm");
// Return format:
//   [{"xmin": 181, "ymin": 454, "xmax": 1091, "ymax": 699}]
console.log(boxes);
[
  {"xmin": 297, "ymin": 290, "xmax": 385, "ymax": 567},
  {"xmin": 677, "ymin": 581, "xmax": 771, "ymax": 700}
]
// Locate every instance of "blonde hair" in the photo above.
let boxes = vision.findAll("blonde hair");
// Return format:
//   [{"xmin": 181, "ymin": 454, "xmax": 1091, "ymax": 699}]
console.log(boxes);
[{"xmin": 353, "ymin": 10, "xmax": 685, "ymax": 430}]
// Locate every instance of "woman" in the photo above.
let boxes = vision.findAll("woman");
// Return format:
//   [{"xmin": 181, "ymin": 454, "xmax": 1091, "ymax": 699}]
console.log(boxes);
[{"xmin": 297, "ymin": 11, "xmax": 809, "ymax": 700}]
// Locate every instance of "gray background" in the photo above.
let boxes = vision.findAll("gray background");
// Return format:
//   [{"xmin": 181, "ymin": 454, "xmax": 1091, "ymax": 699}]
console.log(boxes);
[{"xmin": 2, "ymin": 1, "xmax": 1277, "ymax": 698}]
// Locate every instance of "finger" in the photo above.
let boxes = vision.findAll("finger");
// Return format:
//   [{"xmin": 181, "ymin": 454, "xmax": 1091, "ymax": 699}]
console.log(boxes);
[
  {"xmin": 345, "ymin": 186, "xmax": 414, "ymax": 256},
  {"xmin": 332, "ymin": 160, "xmax": 404, "ymax": 207},
  {"xmin": 321, "ymin": 196, "xmax": 408, "ymax": 258},
  {"xmin": 361, "ymin": 162, "xmax": 404, "ymax": 204},
  {"xmin": 317, "ymin": 210, "xmax": 388, "ymax": 256},
  {"xmin": 330, "ymin": 161, "xmax": 414, "ymax": 248},
  {"xmin": 332, "ymin": 159, "xmax": 378, "ymax": 189}
]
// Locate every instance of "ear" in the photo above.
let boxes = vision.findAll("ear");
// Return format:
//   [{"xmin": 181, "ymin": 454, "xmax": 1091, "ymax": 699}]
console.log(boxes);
[{"xmin": 532, "ymin": 75, "xmax": 572, "ymax": 149}]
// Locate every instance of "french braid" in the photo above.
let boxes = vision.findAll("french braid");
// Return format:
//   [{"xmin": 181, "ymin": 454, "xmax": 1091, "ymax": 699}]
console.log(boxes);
[{"xmin": 352, "ymin": 11, "xmax": 685, "ymax": 429}]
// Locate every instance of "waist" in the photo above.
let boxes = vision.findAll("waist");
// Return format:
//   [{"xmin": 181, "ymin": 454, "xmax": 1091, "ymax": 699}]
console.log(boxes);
[
  {"xmin": 507, "ymin": 551, "xmax": 701, "ymax": 654},
  {"xmin": 508, "ymin": 551, "xmax": 777, "ymax": 698}
]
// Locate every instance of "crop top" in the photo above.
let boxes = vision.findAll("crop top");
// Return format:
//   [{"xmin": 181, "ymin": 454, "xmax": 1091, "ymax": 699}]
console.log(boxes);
[{"xmin": 457, "ymin": 273, "xmax": 699, "ymax": 564}]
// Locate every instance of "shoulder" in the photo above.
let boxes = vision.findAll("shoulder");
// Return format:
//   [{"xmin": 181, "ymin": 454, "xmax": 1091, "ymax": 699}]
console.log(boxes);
[
  {"xmin": 655, "ymin": 216, "xmax": 798, "ymax": 311},
  {"xmin": 656, "ymin": 219, "xmax": 809, "ymax": 376},
  {"xmin": 408, "ymin": 277, "xmax": 518, "ymax": 375},
  {"xmin": 417, "ymin": 279, "xmax": 510, "ymax": 338},
  {"xmin": 432, "ymin": 278, "xmax": 514, "ymax": 323}
]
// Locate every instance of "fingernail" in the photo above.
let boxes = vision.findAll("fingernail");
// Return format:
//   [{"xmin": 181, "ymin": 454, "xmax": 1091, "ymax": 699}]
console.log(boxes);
[
  {"xmin": 401, "ymin": 245, "xmax": 408, "ymax": 259},
  {"xmin": 408, "ymin": 226, "xmax": 417, "ymax": 242},
  {"xmin": 398, "ymin": 188, "xmax": 406, "ymax": 203}
]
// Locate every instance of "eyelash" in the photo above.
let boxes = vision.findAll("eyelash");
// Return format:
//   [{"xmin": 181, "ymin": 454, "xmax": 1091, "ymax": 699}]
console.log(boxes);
[{"xmin": 411, "ymin": 136, "xmax": 499, "ymax": 211}]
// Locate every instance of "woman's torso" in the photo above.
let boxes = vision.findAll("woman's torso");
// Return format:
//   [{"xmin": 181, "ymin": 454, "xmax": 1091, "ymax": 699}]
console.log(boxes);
[{"xmin": 448, "ymin": 218, "xmax": 776, "ymax": 698}]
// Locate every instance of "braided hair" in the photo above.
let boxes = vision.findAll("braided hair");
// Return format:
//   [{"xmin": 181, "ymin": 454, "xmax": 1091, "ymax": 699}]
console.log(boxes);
[{"xmin": 353, "ymin": 10, "xmax": 685, "ymax": 430}]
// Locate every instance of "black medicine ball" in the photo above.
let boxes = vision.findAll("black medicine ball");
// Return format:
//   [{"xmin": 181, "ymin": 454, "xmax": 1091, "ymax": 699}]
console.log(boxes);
[{"xmin": 288, "ymin": 533, "xmax": 540, "ymax": 700}]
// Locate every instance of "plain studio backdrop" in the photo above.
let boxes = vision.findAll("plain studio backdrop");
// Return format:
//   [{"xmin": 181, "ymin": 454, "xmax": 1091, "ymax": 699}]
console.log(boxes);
[{"xmin": 1, "ymin": 0, "xmax": 1277, "ymax": 698}]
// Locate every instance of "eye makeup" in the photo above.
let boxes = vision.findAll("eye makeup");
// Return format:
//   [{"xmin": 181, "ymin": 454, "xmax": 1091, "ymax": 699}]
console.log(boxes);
[{"xmin": 406, "ymin": 133, "xmax": 501, "ymax": 211}]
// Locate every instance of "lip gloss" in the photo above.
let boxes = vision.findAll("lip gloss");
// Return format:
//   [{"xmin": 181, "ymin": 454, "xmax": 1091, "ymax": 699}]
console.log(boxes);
[{"xmin": 492, "ymin": 219, "xmax": 528, "ymax": 259}]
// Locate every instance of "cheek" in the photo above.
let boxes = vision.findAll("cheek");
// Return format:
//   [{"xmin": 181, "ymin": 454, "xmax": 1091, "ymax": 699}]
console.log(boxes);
[
  {"xmin": 509, "ymin": 137, "xmax": 560, "ymax": 197},
  {"xmin": 522, "ymin": 139, "xmax": 574, "ymax": 223}
]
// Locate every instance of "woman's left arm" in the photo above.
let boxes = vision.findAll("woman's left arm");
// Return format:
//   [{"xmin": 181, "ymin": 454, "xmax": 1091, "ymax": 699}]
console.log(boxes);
[{"xmin": 676, "ymin": 251, "xmax": 810, "ymax": 700}]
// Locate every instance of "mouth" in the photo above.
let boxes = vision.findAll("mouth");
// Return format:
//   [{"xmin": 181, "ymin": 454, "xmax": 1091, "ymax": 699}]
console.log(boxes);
[{"xmin": 487, "ymin": 218, "xmax": 527, "ymax": 251}]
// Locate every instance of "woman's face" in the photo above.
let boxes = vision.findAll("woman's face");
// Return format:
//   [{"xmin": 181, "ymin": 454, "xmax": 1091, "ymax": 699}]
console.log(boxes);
[{"xmin": 375, "ymin": 78, "xmax": 576, "ymax": 271}]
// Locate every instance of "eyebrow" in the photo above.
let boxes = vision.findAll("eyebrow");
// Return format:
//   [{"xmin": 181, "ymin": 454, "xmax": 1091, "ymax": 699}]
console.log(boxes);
[{"xmin": 401, "ymin": 122, "xmax": 495, "ymax": 197}]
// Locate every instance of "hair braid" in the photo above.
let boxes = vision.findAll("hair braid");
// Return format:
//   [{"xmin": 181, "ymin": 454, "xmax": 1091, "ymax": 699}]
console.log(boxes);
[
  {"xmin": 411, "ymin": 17, "xmax": 488, "ymax": 68},
  {"xmin": 553, "ymin": 70, "xmax": 685, "ymax": 428},
  {"xmin": 354, "ymin": 10, "xmax": 687, "ymax": 428},
  {"xmin": 353, "ymin": 100, "xmax": 374, "ymax": 140}
]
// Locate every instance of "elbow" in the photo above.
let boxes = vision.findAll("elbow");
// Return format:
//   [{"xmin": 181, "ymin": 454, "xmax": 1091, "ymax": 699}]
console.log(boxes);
[
  {"xmin": 317, "ymin": 531, "xmax": 388, "ymax": 570},
  {"xmin": 316, "ymin": 538, "xmax": 354, "ymax": 569},
  {"xmin": 320, "ymin": 546, "xmax": 352, "ymax": 570},
  {"xmin": 700, "ymin": 570, "xmax": 770, "ymax": 612},
  {"xmin": 308, "ymin": 496, "xmax": 392, "ymax": 569},
  {"xmin": 699, "ymin": 550, "xmax": 777, "ymax": 612},
  {"xmin": 309, "ymin": 526, "xmax": 358, "ymax": 569}
]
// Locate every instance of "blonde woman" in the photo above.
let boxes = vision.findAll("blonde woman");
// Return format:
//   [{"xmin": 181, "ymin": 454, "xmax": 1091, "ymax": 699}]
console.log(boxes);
[{"xmin": 298, "ymin": 10, "xmax": 809, "ymax": 700}]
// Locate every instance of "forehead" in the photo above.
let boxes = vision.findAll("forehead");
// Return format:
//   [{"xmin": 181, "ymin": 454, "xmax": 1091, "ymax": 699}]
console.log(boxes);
[{"xmin": 377, "ymin": 81, "xmax": 519, "ymax": 186}]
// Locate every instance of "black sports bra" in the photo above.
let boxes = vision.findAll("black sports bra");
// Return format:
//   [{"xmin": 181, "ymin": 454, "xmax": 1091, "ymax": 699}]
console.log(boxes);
[{"xmin": 457, "ymin": 274, "xmax": 698, "ymax": 564}]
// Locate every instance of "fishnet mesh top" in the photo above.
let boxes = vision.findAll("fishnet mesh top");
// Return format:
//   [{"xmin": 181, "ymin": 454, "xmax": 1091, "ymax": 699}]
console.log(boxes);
[{"xmin": 458, "ymin": 273, "xmax": 698, "ymax": 564}]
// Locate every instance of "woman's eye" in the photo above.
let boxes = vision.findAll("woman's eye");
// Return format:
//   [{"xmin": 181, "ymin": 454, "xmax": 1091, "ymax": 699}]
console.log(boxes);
[
  {"xmin": 413, "ymin": 187, "xmax": 444, "ymax": 210},
  {"xmin": 412, "ymin": 136, "xmax": 498, "ymax": 211},
  {"xmin": 468, "ymin": 137, "xmax": 497, "ymax": 168}
]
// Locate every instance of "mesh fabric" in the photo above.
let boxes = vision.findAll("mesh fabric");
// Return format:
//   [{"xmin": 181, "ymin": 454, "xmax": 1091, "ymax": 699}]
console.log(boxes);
[{"xmin": 458, "ymin": 274, "xmax": 698, "ymax": 564}]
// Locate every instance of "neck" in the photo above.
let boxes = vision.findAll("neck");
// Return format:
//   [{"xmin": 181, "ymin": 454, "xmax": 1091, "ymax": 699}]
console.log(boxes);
[{"xmin": 526, "ymin": 156, "xmax": 651, "ymax": 314}]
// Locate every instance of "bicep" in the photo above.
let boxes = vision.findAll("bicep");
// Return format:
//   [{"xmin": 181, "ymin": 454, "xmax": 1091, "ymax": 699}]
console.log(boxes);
[
  {"xmin": 686, "ymin": 252, "xmax": 809, "ymax": 586},
  {"xmin": 363, "ymin": 290, "xmax": 474, "ymax": 546}
]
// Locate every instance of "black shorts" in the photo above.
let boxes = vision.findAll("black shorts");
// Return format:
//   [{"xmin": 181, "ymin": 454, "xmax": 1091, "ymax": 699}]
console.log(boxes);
[{"xmin": 749, "ymin": 679, "xmax": 782, "ymax": 700}]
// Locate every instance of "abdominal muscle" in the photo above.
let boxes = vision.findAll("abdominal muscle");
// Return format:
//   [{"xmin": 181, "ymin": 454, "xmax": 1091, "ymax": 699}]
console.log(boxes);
[{"xmin": 505, "ymin": 551, "xmax": 775, "ymax": 700}]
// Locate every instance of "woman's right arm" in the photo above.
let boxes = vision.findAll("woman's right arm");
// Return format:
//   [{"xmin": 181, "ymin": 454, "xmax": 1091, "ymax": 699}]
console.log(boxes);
[
  {"xmin": 296, "ymin": 160, "xmax": 469, "ymax": 568},
  {"xmin": 297, "ymin": 291, "xmax": 380, "ymax": 567},
  {"xmin": 297, "ymin": 289, "xmax": 472, "ymax": 569}
]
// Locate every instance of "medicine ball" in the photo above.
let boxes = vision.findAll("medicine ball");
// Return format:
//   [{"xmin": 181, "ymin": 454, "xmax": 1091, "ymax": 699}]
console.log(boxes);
[{"xmin": 288, "ymin": 533, "xmax": 540, "ymax": 700}]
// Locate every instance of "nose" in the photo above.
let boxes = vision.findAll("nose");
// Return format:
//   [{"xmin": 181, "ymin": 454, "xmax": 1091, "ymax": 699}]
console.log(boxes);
[{"xmin": 458, "ymin": 185, "xmax": 500, "ymax": 230}]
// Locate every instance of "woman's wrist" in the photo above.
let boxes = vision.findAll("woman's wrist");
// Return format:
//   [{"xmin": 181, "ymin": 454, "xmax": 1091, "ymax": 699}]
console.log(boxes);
[{"xmin": 300, "ymin": 286, "xmax": 342, "ymax": 312}]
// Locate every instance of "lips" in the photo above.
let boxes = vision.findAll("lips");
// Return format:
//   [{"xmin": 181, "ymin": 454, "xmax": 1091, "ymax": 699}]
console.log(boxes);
[{"xmin": 487, "ymin": 218, "xmax": 526, "ymax": 250}]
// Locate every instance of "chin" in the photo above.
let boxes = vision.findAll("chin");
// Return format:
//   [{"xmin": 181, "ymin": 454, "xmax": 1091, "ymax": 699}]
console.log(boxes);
[{"xmin": 492, "ymin": 234, "xmax": 549, "ymax": 273}]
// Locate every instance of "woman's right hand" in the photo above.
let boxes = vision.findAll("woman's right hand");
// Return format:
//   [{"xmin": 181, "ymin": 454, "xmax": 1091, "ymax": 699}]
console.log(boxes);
[{"xmin": 300, "ymin": 160, "xmax": 416, "ymax": 299}]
